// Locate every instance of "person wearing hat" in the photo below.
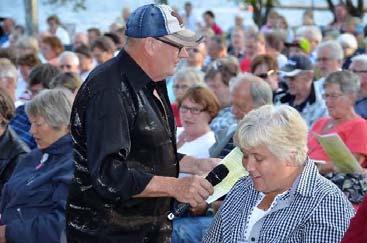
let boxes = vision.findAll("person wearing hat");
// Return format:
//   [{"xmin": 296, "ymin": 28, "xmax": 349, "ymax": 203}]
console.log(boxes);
[
  {"xmin": 65, "ymin": 4, "xmax": 218, "ymax": 242},
  {"xmin": 277, "ymin": 54, "xmax": 327, "ymax": 128}
]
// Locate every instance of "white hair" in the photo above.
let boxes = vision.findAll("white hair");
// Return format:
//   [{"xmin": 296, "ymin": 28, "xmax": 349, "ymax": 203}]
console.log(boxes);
[
  {"xmin": 0, "ymin": 58, "xmax": 17, "ymax": 81},
  {"xmin": 59, "ymin": 51, "xmax": 80, "ymax": 66},
  {"xmin": 317, "ymin": 40, "xmax": 344, "ymax": 61},
  {"xmin": 234, "ymin": 105, "xmax": 308, "ymax": 165},
  {"xmin": 296, "ymin": 25, "xmax": 322, "ymax": 43},
  {"xmin": 337, "ymin": 33, "xmax": 358, "ymax": 50},
  {"xmin": 351, "ymin": 54, "xmax": 367, "ymax": 69}
]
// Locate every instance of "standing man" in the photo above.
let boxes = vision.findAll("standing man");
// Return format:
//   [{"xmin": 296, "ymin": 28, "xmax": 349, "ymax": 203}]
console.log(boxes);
[{"xmin": 66, "ymin": 4, "xmax": 214, "ymax": 242}]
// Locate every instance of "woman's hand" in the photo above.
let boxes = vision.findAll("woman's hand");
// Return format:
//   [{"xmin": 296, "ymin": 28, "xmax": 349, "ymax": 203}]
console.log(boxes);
[{"xmin": 0, "ymin": 225, "xmax": 6, "ymax": 243}]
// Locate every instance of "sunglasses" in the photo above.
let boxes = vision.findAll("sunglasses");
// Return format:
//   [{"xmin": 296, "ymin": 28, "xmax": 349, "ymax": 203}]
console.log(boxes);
[{"xmin": 255, "ymin": 70, "xmax": 276, "ymax": 79}]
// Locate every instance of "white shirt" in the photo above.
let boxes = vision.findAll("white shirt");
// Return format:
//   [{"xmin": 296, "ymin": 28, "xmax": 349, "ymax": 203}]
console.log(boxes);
[
  {"xmin": 177, "ymin": 127, "xmax": 216, "ymax": 158},
  {"xmin": 55, "ymin": 27, "xmax": 71, "ymax": 45}
]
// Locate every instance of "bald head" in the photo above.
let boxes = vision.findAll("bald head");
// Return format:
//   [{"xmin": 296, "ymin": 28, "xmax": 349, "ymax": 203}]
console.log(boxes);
[{"xmin": 73, "ymin": 32, "xmax": 89, "ymax": 49}]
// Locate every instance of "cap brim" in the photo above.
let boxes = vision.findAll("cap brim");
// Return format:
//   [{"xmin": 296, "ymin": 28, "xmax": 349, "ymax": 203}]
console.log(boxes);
[
  {"xmin": 280, "ymin": 69, "xmax": 303, "ymax": 77},
  {"xmin": 163, "ymin": 29, "xmax": 203, "ymax": 48}
]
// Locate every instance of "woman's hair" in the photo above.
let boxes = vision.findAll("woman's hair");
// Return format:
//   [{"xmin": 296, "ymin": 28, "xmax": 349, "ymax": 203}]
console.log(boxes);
[
  {"xmin": 28, "ymin": 64, "xmax": 62, "ymax": 88},
  {"xmin": 25, "ymin": 89, "xmax": 72, "ymax": 130},
  {"xmin": 178, "ymin": 85, "xmax": 220, "ymax": 121},
  {"xmin": 250, "ymin": 54, "xmax": 279, "ymax": 73},
  {"xmin": 50, "ymin": 72, "xmax": 82, "ymax": 93},
  {"xmin": 0, "ymin": 88, "xmax": 15, "ymax": 127},
  {"xmin": 42, "ymin": 36, "xmax": 64, "ymax": 56},
  {"xmin": 324, "ymin": 70, "xmax": 360, "ymax": 95},
  {"xmin": 16, "ymin": 53, "xmax": 41, "ymax": 67},
  {"xmin": 234, "ymin": 105, "xmax": 308, "ymax": 165},
  {"xmin": 91, "ymin": 36, "xmax": 116, "ymax": 53},
  {"xmin": 204, "ymin": 57, "xmax": 240, "ymax": 86},
  {"xmin": 174, "ymin": 68, "xmax": 204, "ymax": 86},
  {"xmin": 15, "ymin": 36, "xmax": 40, "ymax": 54}
]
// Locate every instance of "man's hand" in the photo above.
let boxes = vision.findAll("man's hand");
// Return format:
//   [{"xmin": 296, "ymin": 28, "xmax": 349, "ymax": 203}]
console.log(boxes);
[{"xmin": 172, "ymin": 175, "xmax": 214, "ymax": 208}]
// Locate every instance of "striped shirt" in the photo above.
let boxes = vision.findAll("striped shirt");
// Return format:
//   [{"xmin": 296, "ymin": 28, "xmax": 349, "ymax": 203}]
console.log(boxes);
[{"xmin": 202, "ymin": 159, "xmax": 355, "ymax": 243}]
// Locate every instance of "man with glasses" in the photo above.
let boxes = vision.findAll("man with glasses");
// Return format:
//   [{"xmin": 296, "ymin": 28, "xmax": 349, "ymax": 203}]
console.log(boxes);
[
  {"xmin": 277, "ymin": 54, "xmax": 327, "ymax": 128},
  {"xmin": 66, "ymin": 4, "xmax": 217, "ymax": 242},
  {"xmin": 349, "ymin": 54, "xmax": 367, "ymax": 118},
  {"xmin": 314, "ymin": 40, "xmax": 343, "ymax": 93}
]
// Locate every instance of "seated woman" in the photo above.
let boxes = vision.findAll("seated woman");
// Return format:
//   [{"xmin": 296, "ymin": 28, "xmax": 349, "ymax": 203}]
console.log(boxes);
[
  {"xmin": 0, "ymin": 88, "xmax": 29, "ymax": 198},
  {"xmin": 308, "ymin": 70, "xmax": 367, "ymax": 174},
  {"xmin": 0, "ymin": 89, "xmax": 73, "ymax": 243},
  {"xmin": 171, "ymin": 68, "xmax": 204, "ymax": 127},
  {"xmin": 176, "ymin": 85, "xmax": 220, "ymax": 159},
  {"xmin": 203, "ymin": 105, "xmax": 355, "ymax": 243}
]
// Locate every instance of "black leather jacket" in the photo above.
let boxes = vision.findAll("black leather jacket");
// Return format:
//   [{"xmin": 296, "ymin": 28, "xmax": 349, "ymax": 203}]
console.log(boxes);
[
  {"xmin": 0, "ymin": 126, "xmax": 30, "ymax": 197},
  {"xmin": 66, "ymin": 50, "xmax": 181, "ymax": 242}
]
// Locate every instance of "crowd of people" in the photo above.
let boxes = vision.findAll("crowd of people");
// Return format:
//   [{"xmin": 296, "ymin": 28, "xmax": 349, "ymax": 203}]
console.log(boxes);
[{"xmin": 0, "ymin": 1, "xmax": 367, "ymax": 242}]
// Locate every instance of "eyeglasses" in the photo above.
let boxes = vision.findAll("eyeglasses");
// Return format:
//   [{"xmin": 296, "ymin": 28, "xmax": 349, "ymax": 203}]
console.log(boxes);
[
  {"xmin": 255, "ymin": 70, "xmax": 276, "ymax": 79},
  {"xmin": 350, "ymin": 69, "xmax": 367, "ymax": 74},
  {"xmin": 316, "ymin": 57, "xmax": 333, "ymax": 62},
  {"xmin": 188, "ymin": 48, "xmax": 200, "ymax": 53},
  {"xmin": 179, "ymin": 105, "xmax": 205, "ymax": 114},
  {"xmin": 322, "ymin": 93, "xmax": 344, "ymax": 100},
  {"xmin": 173, "ymin": 84, "xmax": 189, "ymax": 90},
  {"xmin": 154, "ymin": 37, "xmax": 184, "ymax": 53}
]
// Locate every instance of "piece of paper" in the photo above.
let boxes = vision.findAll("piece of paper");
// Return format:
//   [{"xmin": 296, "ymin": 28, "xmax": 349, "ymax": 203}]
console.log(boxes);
[
  {"xmin": 206, "ymin": 147, "xmax": 248, "ymax": 204},
  {"xmin": 316, "ymin": 133, "xmax": 363, "ymax": 173}
]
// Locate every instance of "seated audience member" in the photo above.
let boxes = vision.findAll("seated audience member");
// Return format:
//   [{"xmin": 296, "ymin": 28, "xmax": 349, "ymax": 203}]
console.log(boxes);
[
  {"xmin": 308, "ymin": 70, "xmax": 367, "ymax": 174},
  {"xmin": 341, "ymin": 194, "xmax": 367, "ymax": 243},
  {"xmin": 227, "ymin": 27, "xmax": 245, "ymax": 61},
  {"xmin": 240, "ymin": 32, "xmax": 266, "ymax": 72},
  {"xmin": 349, "ymin": 54, "xmax": 367, "ymax": 119},
  {"xmin": 203, "ymin": 105, "xmax": 355, "ymax": 243},
  {"xmin": 58, "ymin": 51, "xmax": 80, "ymax": 73},
  {"xmin": 74, "ymin": 44, "xmax": 95, "ymax": 81},
  {"xmin": 0, "ymin": 88, "xmax": 29, "ymax": 198},
  {"xmin": 206, "ymin": 58, "xmax": 239, "ymax": 136},
  {"xmin": 91, "ymin": 36, "xmax": 116, "ymax": 65},
  {"xmin": 203, "ymin": 36, "xmax": 228, "ymax": 70},
  {"xmin": 337, "ymin": 33, "xmax": 359, "ymax": 69},
  {"xmin": 295, "ymin": 25, "xmax": 322, "ymax": 63},
  {"xmin": 0, "ymin": 58, "xmax": 17, "ymax": 103},
  {"xmin": 50, "ymin": 72, "xmax": 82, "ymax": 96},
  {"xmin": 0, "ymin": 89, "xmax": 74, "ymax": 243},
  {"xmin": 250, "ymin": 54, "xmax": 286, "ymax": 103},
  {"xmin": 277, "ymin": 54, "xmax": 327, "ymax": 128},
  {"xmin": 72, "ymin": 32, "xmax": 88, "ymax": 50},
  {"xmin": 185, "ymin": 42, "xmax": 206, "ymax": 70},
  {"xmin": 40, "ymin": 36, "xmax": 64, "ymax": 66},
  {"xmin": 87, "ymin": 27, "xmax": 102, "ymax": 46},
  {"xmin": 264, "ymin": 31, "xmax": 287, "ymax": 68},
  {"xmin": 9, "ymin": 64, "xmax": 62, "ymax": 149},
  {"xmin": 176, "ymin": 85, "xmax": 220, "ymax": 158},
  {"xmin": 210, "ymin": 73, "xmax": 273, "ymax": 158},
  {"xmin": 171, "ymin": 68, "xmax": 204, "ymax": 126}
]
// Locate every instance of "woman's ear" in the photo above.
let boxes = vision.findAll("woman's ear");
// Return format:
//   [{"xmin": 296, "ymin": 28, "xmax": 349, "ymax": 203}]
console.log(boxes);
[{"xmin": 285, "ymin": 151, "xmax": 298, "ymax": 167}]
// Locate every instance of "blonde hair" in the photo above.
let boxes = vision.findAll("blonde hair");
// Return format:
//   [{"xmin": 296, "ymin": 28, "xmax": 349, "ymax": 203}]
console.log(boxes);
[{"xmin": 234, "ymin": 105, "xmax": 308, "ymax": 165}]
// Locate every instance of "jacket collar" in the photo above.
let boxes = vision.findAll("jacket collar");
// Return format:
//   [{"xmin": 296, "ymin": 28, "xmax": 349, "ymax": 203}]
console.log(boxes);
[{"xmin": 40, "ymin": 134, "xmax": 72, "ymax": 156}]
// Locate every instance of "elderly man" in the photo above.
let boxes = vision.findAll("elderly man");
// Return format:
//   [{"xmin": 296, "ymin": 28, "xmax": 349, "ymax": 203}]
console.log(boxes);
[
  {"xmin": 210, "ymin": 73, "xmax": 273, "ymax": 158},
  {"xmin": 58, "ymin": 51, "xmax": 80, "ymax": 73},
  {"xmin": 349, "ymin": 54, "xmax": 367, "ymax": 118},
  {"xmin": 295, "ymin": 25, "xmax": 323, "ymax": 63},
  {"xmin": 314, "ymin": 40, "xmax": 343, "ymax": 93},
  {"xmin": 66, "ymin": 4, "xmax": 217, "ymax": 242},
  {"xmin": 72, "ymin": 32, "xmax": 89, "ymax": 50},
  {"xmin": 277, "ymin": 54, "xmax": 327, "ymax": 128}
]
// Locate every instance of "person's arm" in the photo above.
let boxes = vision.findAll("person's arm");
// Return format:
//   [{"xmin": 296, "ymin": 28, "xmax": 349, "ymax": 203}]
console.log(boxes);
[
  {"xmin": 201, "ymin": 206, "xmax": 223, "ymax": 243},
  {"xmin": 179, "ymin": 155, "xmax": 221, "ymax": 176}
]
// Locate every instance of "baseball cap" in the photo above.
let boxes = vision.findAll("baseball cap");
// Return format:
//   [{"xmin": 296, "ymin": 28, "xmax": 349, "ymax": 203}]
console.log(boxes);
[
  {"xmin": 281, "ymin": 54, "xmax": 313, "ymax": 77},
  {"xmin": 125, "ymin": 4, "xmax": 203, "ymax": 48}
]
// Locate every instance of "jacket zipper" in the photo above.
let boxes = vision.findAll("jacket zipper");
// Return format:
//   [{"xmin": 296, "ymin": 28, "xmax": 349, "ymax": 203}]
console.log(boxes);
[{"xmin": 16, "ymin": 208, "xmax": 24, "ymax": 222}]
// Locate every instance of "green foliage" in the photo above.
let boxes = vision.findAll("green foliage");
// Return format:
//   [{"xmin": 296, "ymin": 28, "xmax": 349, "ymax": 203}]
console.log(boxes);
[{"xmin": 43, "ymin": 0, "xmax": 86, "ymax": 11}]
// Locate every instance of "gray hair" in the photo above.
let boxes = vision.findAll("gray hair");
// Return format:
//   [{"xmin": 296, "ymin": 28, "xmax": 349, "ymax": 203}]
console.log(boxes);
[
  {"xmin": 296, "ymin": 25, "xmax": 322, "ymax": 43},
  {"xmin": 174, "ymin": 67, "xmax": 204, "ymax": 86},
  {"xmin": 324, "ymin": 70, "xmax": 360, "ymax": 95},
  {"xmin": 59, "ymin": 51, "xmax": 80, "ymax": 66},
  {"xmin": 351, "ymin": 54, "xmax": 367, "ymax": 69},
  {"xmin": 25, "ymin": 89, "xmax": 72, "ymax": 130},
  {"xmin": 234, "ymin": 105, "xmax": 308, "ymax": 165},
  {"xmin": 230, "ymin": 73, "xmax": 273, "ymax": 108},
  {"xmin": 15, "ymin": 36, "xmax": 40, "ymax": 53},
  {"xmin": 0, "ymin": 58, "xmax": 17, "ymax": 81},
  {"xmin": 317, "ymin": 40, "xmax": 344, "ymax": 61},
  {"xmin": 337, "ymin": 33, "xmax": 358, "ymax": 50}
]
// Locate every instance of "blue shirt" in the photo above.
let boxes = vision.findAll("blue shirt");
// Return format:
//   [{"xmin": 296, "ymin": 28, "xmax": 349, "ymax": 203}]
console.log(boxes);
[
  {"xmin": 9, "ymin": 105, "xmax": 36, "ymax": 149},
  {"xmin": 355, "ymin": 97, "xmax": 367, "ymax": 119}
]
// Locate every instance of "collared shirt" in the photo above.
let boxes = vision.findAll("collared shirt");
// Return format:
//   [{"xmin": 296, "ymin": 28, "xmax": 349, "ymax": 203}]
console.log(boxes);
[
  {"xmin": 210, "ymin": 107, "xmax": 237, "ymax": 138},
  {"xmin": 277, "ymin": 83, "xmax": 327, "ymax": 128},
  {"xmin": 202, "ymin": 159, "xmax": 355, "ymax": 243}
]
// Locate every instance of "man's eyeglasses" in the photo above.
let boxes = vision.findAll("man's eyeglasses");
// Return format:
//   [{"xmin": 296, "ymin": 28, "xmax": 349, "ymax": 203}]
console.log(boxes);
[
  {"xmin": 322, "ymin": 93, "xmax": 344, "ymax": 100},
  {"xmin": 255, "ymin": 70, "xmax": 276, "ymax": 79},
  {"xmin": 154, "ymin": 37, "xmax": 184, "ymax": 53},
  {"xmin": 179, "ymin": 105, "xmax": 205, "ymax": 114},
  {"xmin": 350, "ymin": 69, "xmax": 367, "ymax": 74},
  {"xmin": 173, "ymin": 84, "xmax": 189, "ymax": 90},
  {"xmin": 316, "ymin": 57, "xmax": 333, "ymax": 62}
]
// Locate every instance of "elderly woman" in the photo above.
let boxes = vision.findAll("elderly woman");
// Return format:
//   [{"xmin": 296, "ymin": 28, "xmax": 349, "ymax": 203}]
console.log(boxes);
[
  {"xmin": 177, "ymin": 85, "xmax": 220, "ymax": 158},
  {"xmin": 308, "ymin": 70, "xmax": 367, "ymax": 174},
  {"xmin": 203, "ymin": 105, "xmax": 354, "ymax": 243},
  {"xmin": 0, "ymin": 89, "xmax": 73, "ymax": 243},
  {"xmin": 0, "ymin": 89, "xmax": 29, "ymax": 198},
  {"xmin": 171, "ymin": 68, "xmax": 204, "ymax": 127}
]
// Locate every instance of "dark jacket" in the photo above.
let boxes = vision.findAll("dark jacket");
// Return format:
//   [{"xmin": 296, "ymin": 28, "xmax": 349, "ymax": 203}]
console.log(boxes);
[
  {"xmin": 0, "ymin": 126, "xmax": 29, "ymax": 197},
  {"xmin": 66, "ymin": 50, "xmax": 181, "ymax": 242},
  {"xmin": 0, "ymin": 134, "xmax": 74, "ymax": 243}
]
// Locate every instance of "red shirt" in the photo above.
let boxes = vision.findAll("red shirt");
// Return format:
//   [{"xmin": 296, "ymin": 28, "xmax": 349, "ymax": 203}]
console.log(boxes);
[
  {"xmin": 171, "ymin": 102, "xmax": 181, "ymax": 127},
  {"xmin": 308, "ymin": 116, "xmax": 367, "ymax": 167},
  {"xmin": 211, "ymin": 23, "xmax": 223, "ymax": 36}
]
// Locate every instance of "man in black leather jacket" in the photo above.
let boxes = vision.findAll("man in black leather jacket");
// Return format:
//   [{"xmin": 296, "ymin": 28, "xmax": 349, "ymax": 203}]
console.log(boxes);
[{"xmin": 66, "ymin": 4, "xmax": 216, "ymax": 242}]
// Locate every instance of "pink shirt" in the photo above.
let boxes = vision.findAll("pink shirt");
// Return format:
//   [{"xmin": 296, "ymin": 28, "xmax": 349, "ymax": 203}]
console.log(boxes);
[{"xmin": 308, "ymin": 116, "xmax": 367, "ymax": 167}]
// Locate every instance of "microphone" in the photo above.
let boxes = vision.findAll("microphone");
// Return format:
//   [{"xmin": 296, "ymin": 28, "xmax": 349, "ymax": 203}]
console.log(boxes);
[{"xmin": 167, "ymin": 164, "xmax": 229, "ymax": 220}]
